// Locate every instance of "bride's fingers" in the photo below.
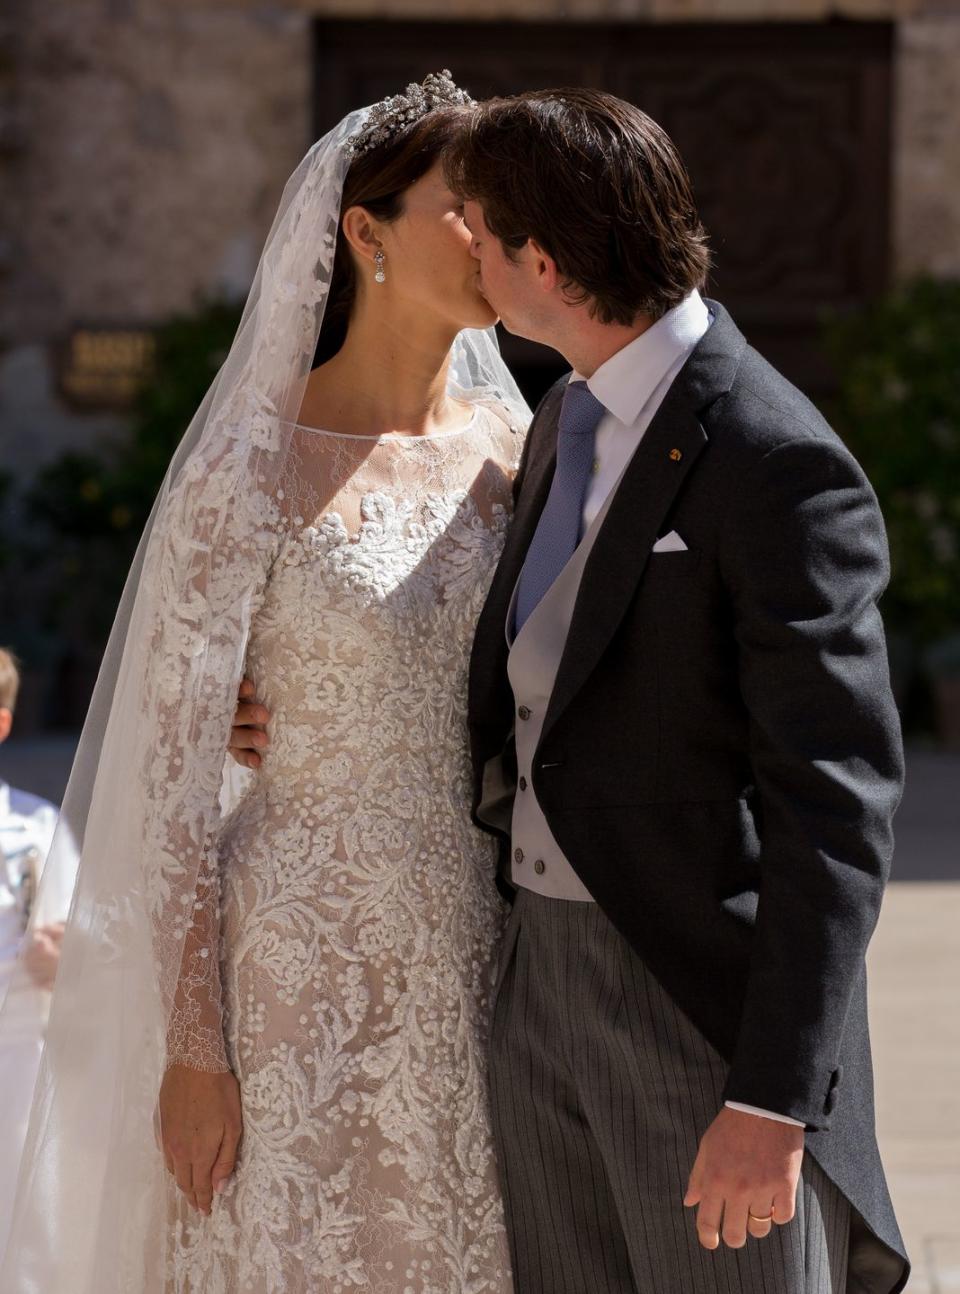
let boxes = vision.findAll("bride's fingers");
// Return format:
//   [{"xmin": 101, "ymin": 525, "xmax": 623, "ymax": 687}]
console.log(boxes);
[
  {"xmin": 173, "ymin": 1157, "xmax": 196, "ymax": 1211},
  {"xmin": 156, "ymin": 1124, "xmax": 172, "ymax": 1171},
  {"xmin": 210, "ymin": 1120, "xmax": 241, "ymax": 1197},
  {"xmin": 193, "ymin": 1157, "xmax": 215, "ymax": 1216}
]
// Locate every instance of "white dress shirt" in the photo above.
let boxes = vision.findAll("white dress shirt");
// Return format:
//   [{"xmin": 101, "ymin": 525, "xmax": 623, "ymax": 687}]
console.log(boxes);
[
  {"xmin": 555, "ymin": 292, "xmax": 804, "ymax": 1129},
  {"xmin": 0, "ymin": 777, "xmax": 81, "ymax": 1250},
  {"xmin": 0, "ymin": 780, "xmax": 60, "ymax": 983},
  {"xmin": 576, "ymin": 289, "xmax": 711, "ymax": 533}
]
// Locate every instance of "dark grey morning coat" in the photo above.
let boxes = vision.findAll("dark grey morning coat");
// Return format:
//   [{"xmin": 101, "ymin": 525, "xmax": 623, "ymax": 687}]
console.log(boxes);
[{"xmin": 468, "ymin": 302, "xmax": 910, "ymax": 1294}]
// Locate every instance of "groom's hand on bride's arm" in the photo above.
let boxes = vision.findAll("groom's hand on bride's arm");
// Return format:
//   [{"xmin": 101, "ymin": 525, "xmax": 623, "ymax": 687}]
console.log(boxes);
[
  {"xmin": 228, "ymin": 677, "xmax": 271, "ymax": 769},
  {"xmin": 683, "ymin": 1106, "xmax": 804, "ymax": 1250}
]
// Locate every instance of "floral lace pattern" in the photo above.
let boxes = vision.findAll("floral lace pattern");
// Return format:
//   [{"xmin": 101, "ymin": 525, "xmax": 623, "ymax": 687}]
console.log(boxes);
[{"xmin": 166, "ymin": 406, "xmax": 522, "ymax": 1292}]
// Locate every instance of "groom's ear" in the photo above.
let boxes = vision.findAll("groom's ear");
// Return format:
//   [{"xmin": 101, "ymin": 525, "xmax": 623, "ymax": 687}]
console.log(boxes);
[{"xmin": 527, "ymin": 238, "xmax": 560, "ymax": 294}]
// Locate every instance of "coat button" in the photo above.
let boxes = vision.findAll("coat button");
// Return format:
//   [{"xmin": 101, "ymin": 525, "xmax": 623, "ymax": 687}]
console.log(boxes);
[
  {"xmin": 518, "ymin": 777, "xmax": 527, "ymax": 791},
  {"xmin": 534, "ymin": 859, "xmax": 545, "ymax": 875},
  {"xmin": 518, "ymin": 705, "xmax": 531, "ymax": 721},
  {"xmin": 514, "ymin": 848, "xmax": 524, "ymax": 864}
]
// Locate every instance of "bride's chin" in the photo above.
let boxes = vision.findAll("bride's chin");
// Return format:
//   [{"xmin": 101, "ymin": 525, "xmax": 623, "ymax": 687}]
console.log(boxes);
[
  {"xmin": 455, "ymin": 309, "xmax": 498, "ymax": 332},
  {"xmin": 469, "ymin": 285, "xmax": 498, "ymax": 323},
  {"xmin": 471, "ymin": 299, "xmax": 500, "ymax": 328}
]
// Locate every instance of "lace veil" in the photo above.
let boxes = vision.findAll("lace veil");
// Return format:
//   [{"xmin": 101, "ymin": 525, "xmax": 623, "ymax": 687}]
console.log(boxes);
[{"xmin": 0, "ymin": 95, "xmax": 529, "ymax": 1293}]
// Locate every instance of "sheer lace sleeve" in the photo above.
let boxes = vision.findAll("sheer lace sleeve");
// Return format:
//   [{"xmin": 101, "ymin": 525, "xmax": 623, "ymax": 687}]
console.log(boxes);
[
  {"xmin": 162, "ymin": 844, "xmax": 230, "ymax": 1072},
  {"xmin": 139, "ymin": 430, "xmax": 284, "ymax": 1074}
]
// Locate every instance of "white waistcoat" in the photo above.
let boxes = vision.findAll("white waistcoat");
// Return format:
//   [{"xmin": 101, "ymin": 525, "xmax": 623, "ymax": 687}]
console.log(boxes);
[{"xmin": 479, "ymin": 469, "xmax": 627, "ymax": 902}]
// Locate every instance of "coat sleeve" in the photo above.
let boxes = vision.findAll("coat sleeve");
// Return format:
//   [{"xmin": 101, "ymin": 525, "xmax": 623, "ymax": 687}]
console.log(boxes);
[{"xmin": 716, "ymin": 434, "xmax": 904, "ymax": 1129}]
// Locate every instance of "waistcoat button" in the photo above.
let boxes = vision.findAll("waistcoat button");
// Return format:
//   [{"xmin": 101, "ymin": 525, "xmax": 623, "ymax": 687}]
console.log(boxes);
[
  {"xmin": 514, "ymin": 848, "xmax": 524, "ymax": 864},
  {"xmin": 518, "ymin": 705, "xmax": 531, "ymax": 721},
  {"xmin": 534, "ymin": 859, "xmax": 545, "ymax": 875},
  {"xmin": 518, "ymin": 777, "xmax": 527, "ymax": 791}
]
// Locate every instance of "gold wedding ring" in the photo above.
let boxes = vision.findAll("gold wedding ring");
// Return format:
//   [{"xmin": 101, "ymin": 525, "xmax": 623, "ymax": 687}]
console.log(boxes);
[{"xmin": 748, "ymin": 1209, "xmax": 775, "ymax": 1224}]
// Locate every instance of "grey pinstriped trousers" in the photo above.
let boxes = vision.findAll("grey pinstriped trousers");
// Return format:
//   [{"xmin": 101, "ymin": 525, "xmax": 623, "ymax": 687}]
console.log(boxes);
[{"xmin": 488, "ymin": 887, "xmax": 851, "ymax": 1294}]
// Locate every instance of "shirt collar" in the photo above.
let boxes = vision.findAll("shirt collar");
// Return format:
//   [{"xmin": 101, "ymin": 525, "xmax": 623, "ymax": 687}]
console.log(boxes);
[{"xmin": 570, "ymin": 289, "xmax": 711, "ymax": 427}]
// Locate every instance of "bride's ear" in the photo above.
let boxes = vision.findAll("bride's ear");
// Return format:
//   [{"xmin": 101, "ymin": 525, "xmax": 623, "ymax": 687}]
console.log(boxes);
[{"xmin": 341, "ymin": 205, "xmax": 382, "ymax": 268}]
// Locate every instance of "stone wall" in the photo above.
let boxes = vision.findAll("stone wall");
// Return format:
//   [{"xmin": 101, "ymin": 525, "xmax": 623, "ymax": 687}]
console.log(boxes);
[
  {"xmin": 0, "ymin": 0, "xmax": 313, "ymax": 473},
  {"xmin": 2, "ymin": 0, "xmax": 312, "ymax": 349},
  {"xmin": 294, "ymin": 0, "xmax": 918, "ymax": 17},
  {"xmin": 1, "ymin": 0, "xmax": 957, "ymax": 476},
  {"xmin": 895, "ymin": 8, "xmax": 960, "ymax": 278}
]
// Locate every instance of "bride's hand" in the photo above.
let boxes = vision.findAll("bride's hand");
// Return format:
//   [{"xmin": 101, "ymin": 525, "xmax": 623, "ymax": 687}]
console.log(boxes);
[
  {"xmin": 228, "ymin": 677, "xmax": 271, "ymax": 769},
  {"xmin": 158, "ymin": 1064, "xmax": 243, "ymax": 1215}
]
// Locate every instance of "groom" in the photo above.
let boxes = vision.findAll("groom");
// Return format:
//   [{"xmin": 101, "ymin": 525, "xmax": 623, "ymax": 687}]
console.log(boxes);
[{"xmin": 443, "ymin": 89, "xmax": 909, "ymax": 1293}]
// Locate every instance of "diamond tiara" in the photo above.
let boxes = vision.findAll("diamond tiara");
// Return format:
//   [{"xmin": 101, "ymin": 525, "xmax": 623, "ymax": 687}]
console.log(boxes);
[{"xmin": 345, "ymin": 70, "xmax": 474, "ymax": 159}]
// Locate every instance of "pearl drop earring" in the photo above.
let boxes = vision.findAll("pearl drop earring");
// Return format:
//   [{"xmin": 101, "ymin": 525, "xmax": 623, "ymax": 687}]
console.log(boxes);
[{"xmin": 374, "ymin": 250, "xmax": 386, "ymax": 283}]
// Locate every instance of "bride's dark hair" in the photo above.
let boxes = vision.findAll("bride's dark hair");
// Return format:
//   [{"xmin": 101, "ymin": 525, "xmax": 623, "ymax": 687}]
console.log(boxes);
[{"xmin": 313, "ymin": 106, "xmax": 470, "ymax": 368}]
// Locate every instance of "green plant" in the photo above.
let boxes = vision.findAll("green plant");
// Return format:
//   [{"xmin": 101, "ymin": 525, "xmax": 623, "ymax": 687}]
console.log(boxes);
[
  {"xmin": 823, "ymin": 277, "xmax": 960, "ymax": 646},
  {"xmin": 25, "ymin": 298, "xmax": 243, "ymax": 643}
]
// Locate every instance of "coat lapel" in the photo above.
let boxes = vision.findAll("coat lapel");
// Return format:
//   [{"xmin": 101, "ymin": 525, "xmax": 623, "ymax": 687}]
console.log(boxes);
[
  {"xmin": 541, "ymin": 399, "xmax": 706, "ymax": 742},
  {"xmin": 540, "ymin": 302, "xmax": 746, "ymax": 743},
  {"xmin": 470, "ymin": 301, "xmax": 746, "ymax": 753}
]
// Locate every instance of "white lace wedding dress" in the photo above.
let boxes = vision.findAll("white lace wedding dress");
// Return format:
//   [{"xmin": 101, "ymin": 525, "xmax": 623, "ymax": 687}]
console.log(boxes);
[{"xmin": 165, "ymin": 403, "xmax": 522, "ymax": 1293}]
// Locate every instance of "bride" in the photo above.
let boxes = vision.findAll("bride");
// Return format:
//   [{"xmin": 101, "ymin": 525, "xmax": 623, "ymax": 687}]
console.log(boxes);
[{"xmin": 0, "ymin": 72, "xmax": 529, "ymax": 1293}]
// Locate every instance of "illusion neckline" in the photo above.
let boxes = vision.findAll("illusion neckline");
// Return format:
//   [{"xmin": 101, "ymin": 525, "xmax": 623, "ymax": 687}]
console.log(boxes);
[{"xmin": 289, "ymin": 405, "xmax": 480, "ymax": 442}]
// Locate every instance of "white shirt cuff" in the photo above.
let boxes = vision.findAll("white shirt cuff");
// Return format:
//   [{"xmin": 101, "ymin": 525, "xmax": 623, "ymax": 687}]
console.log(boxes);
[{"xmin": 724, "ymin": 1100, "xmax": 806, "ymax": 1128}]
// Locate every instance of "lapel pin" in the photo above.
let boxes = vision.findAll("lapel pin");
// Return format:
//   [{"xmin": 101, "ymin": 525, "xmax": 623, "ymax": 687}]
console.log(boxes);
[{"xmin": 669, "ymin": 448, "xmax": 683, "ymax": 462}]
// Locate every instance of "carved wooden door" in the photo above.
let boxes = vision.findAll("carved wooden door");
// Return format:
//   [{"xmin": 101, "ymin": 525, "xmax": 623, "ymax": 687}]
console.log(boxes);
[{"xmin": 314, "ymin": 21, "xmax": 892, "ymax": 404}]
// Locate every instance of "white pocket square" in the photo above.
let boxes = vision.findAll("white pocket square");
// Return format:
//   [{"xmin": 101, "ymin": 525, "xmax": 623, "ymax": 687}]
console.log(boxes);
[{"xmin": 652, "ymin": 530, "xmax": 688, "ymax": 553}]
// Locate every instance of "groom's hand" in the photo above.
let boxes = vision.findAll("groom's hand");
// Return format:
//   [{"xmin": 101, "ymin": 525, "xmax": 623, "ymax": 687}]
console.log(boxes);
[
  {"xmin": 227, "ymin": 677, "xmax": 271, "ymax": 769},
  {"xmin": 683, "ymin": 1106, "xmax": 804, "ymax": 1249}
]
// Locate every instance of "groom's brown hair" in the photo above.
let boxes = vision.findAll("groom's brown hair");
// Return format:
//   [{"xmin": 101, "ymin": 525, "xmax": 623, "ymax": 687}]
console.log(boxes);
[{"xmin": 445, "ymin": 88, "xmax": 711, "ymax": 325}]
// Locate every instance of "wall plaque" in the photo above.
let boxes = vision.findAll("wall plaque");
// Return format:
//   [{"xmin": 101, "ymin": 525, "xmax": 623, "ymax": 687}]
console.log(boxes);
[{"xmin": 58, "ymin": 327, "xmax": 156, "ymax": 408}]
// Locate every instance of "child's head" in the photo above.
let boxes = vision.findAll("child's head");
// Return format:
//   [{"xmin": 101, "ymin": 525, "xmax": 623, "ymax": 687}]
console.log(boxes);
[{"xmin": 0, "ymin": 647, "xmax": 20, "ymax": 744}]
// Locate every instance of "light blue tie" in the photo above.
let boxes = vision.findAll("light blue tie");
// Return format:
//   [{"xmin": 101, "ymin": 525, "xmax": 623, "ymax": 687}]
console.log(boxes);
[{"xmin": 514, "ymin": 380, "xmax": 606, "ymax": 635}]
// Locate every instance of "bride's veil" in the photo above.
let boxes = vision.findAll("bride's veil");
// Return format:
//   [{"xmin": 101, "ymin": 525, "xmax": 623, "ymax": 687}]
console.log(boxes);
[{"xmin": 0, "ymin": 87, "xmax": 529, "ymax": 1293}]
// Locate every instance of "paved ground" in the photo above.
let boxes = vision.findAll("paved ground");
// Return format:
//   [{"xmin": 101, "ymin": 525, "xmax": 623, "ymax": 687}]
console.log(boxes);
[
  {"xmin": 0, "ymin": 737, "xmax": 956, "ymax": 1290},
  {"xmin": 868, "ymin": 749, "xmax": 960, "ymax": 1294}
]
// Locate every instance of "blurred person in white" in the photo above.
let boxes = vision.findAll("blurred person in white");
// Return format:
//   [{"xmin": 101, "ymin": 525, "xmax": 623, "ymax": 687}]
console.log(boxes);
[
  {"xmin": 0, "ymin": 73, "xmax": 529, "ymax": 1294},
  {"xmin": 0, "ymin": 647, "xmax": 79, "ymax": 1249}
]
